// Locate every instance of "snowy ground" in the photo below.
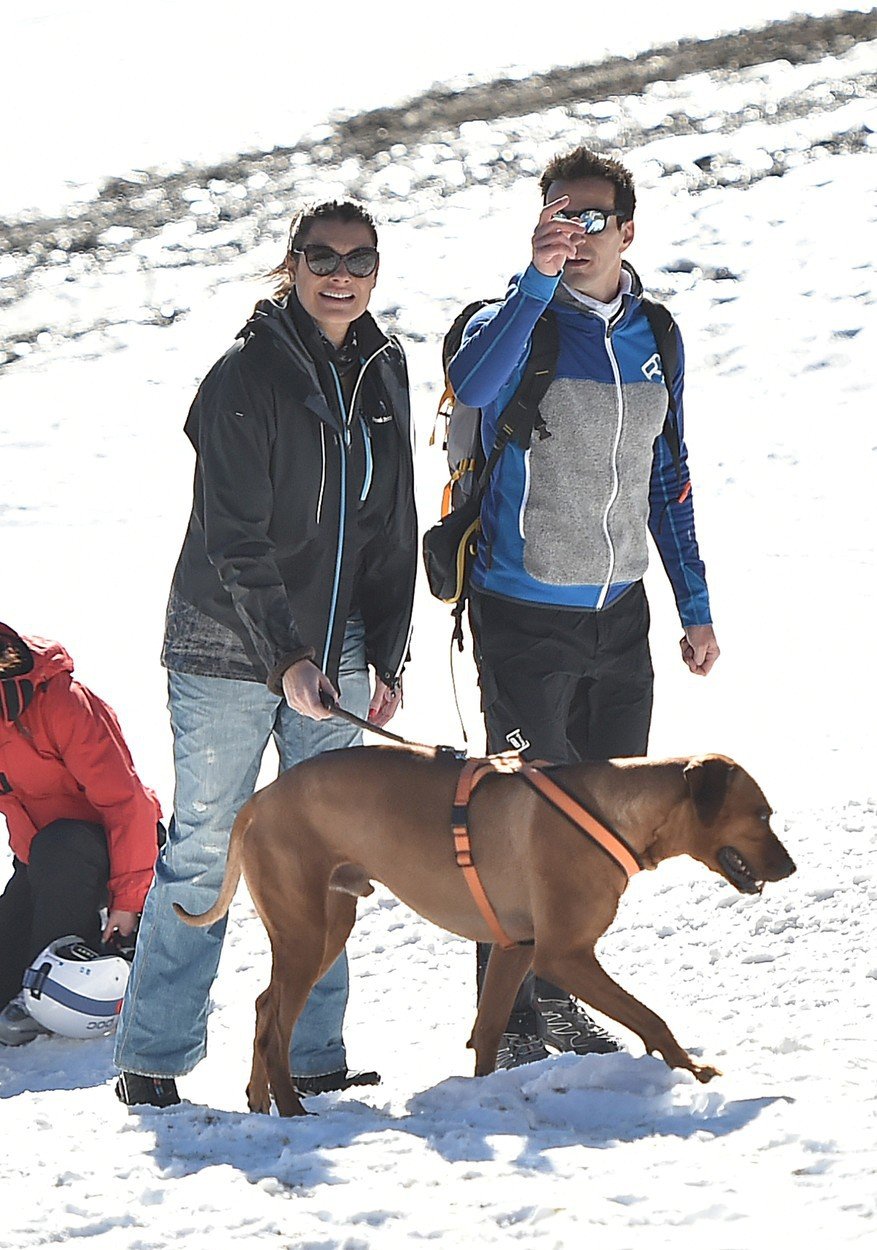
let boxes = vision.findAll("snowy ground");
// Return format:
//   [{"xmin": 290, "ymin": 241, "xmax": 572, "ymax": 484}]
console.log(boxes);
[{"xmin": 2, "ymin": 5, "xmax": 877, "ymax": 1247}]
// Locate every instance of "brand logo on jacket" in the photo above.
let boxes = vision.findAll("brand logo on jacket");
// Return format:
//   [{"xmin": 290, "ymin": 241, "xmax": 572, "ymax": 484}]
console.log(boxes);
[
  {"xmin": 505, "ymin": 728, "xmax": 531, "ymax": 752},
  {"xmin": 641, "ymin": 353, "xmax": 664, "ymax": 382}
]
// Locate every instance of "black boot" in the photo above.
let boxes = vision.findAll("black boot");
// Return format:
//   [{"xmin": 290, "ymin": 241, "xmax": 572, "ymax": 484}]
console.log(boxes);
[
  {"xmin": 115, "ymin": 1071, "xmax": 181, "ymax": 1107},
  {"xmin": 291, "ymin": 1068, "xmax": 381, "ymax": 1096}
]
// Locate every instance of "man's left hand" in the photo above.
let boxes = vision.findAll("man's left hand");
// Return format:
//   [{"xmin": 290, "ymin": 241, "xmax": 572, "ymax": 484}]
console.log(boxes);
[
  {"xmin": 368, "ymin": 678, "xmax": 402, "ymax": 728},
  {"xmin": 680, "ymin": 625, "xmax": 720, "ymax": 676}
]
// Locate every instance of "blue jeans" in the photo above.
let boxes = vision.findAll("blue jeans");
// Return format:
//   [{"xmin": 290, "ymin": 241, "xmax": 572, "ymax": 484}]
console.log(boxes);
[{"xmin": 114, "ymin": 618, "xmax": 369, "ymax": 1079}]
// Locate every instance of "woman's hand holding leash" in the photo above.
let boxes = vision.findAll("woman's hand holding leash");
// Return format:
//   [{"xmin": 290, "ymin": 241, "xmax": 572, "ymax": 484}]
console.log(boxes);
[{"xmin": 282, "ymin": 659, "xmax": 338, "ymax": 720}]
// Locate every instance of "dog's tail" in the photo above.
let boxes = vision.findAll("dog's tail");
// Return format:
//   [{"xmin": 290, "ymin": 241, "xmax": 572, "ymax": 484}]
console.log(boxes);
[{"xmin": 172, "ymin": 807, "xmax": 252, "ymax": 927}]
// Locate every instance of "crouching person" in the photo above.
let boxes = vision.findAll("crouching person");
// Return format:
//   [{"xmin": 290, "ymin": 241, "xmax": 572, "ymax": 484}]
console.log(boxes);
[{"xmin": 0, "ymin": 623, "xmax": 161, "ymax": 1045}]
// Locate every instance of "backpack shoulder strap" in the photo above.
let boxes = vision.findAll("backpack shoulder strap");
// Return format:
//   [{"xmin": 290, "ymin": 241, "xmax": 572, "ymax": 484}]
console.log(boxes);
[
  {"xmin": 640, "ymin": 298, "xmax": 682, "ymax": 486},
  {"xmin": 476, "ymin": 309, "xmax": 559, "ymax": 491},
  {"xmin": 505, "ymin": 309, "xmax": 558, "ymax": 446},
  {"xmin": 442, "ymin": 300, "xmax": 494, "ymax": 373}
]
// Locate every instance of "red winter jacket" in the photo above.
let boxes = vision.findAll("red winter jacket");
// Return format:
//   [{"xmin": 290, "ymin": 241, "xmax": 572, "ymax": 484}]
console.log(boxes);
[{"xmin": 0, "ymin": 633, "xmax": 161, "ymax": 913}]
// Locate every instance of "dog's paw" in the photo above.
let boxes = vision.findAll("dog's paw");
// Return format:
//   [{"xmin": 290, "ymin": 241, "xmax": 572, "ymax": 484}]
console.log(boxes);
[{"xmin": 691, "ymin": 1063, "xmax": 721, "ymax": 1083}]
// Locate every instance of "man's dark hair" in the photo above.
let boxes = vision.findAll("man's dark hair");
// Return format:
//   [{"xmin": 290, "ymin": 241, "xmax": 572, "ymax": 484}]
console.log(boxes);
[
  {"xmin": 268, "ymin": 200, "xmax": 379, "ymax": 298},
  {"xmin": 539, "ymin": 147, "xmax": 636, "ymax": 221}
]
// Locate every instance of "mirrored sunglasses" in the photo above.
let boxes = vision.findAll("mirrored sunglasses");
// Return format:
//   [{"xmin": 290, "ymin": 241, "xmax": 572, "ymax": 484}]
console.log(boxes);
[
  {"xmin": 293, "ymin": 245, "xmax": 379, "ymax": 278},
  {"xmin": 552, "ymin": 208, "xmax": 628, "ymax": 235}
]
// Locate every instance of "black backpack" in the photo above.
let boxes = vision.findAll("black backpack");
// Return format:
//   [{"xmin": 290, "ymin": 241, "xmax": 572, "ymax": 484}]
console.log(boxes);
[{"xmin": 422, "ymin": 295, "xmax": 683, "ymax": 608}]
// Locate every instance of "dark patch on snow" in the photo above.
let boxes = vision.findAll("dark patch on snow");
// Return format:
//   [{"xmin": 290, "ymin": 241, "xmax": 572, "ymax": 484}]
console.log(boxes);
[{"xmin": 1, "ymin": 8, "xmax": 875, "ymax": 369}]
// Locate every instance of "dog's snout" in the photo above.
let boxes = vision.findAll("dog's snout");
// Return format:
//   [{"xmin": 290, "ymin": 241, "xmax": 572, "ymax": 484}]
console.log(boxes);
[
  {"xmin": 773, "ymin": 850, "xmax": 796, "ymax": 880},
  {"xmin": 764, "ymin": 839, "xmax": 796, "ymax": 881}
]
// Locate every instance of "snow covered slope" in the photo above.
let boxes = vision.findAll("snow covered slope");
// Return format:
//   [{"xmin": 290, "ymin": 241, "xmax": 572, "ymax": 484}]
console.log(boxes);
[{"xmin": 1, "ymin": 8, "xmax": 875, "ymax": 1248}]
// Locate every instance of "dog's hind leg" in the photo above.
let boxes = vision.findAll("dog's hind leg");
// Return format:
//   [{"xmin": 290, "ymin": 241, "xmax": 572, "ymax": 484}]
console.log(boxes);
[
  {"xmin": 259, "ymin": 932, "xmax": 327, "ymax": 1117},
  {"xmin": 536, "ymin": 947, "xmax": 720, "ymax": 1083},
  {"xmin": 247, "ymin": 987, "xmax": 274, "ymax": 1113},
  {"xmin": 260, "ymin": 892, "xmax": 360, "ymax": 1117},
  {"xmin": 467, "ymin": 944, "xmax": 534, "ymax": 1076},
  {"xmin": 315, "ymin": 890, "xmax": 358, "ymax": 981}
]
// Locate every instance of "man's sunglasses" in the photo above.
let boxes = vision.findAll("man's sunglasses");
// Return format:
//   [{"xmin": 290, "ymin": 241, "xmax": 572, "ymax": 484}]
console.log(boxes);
[
  {"xmin": 552, "ymin": 208, "xmax": 628, "ymax": 235},
  {"xmin": 293, "ymin": 245, "xmax": 379, "ymax": 278}
]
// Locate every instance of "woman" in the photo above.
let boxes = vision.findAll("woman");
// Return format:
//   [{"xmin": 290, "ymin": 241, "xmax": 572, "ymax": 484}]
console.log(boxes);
[{"xmin": 115, "ymin": 201, "xmax": 417, "ymax": 1107}]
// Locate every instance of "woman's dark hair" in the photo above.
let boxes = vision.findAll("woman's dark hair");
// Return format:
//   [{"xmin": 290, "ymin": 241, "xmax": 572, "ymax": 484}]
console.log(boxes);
[
  {"xmin": 267, "ymin": 200, "xmax": 379, "ymax": 299},
  {"xmin": 539, "ymin": 147, "xmax": 636, "ymax": 221}
]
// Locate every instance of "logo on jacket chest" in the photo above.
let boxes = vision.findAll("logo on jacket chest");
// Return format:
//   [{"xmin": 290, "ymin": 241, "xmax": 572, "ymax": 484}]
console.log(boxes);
[{"xmin": 641, "ymin": 353, "xmax": 664, "ymax": 382}]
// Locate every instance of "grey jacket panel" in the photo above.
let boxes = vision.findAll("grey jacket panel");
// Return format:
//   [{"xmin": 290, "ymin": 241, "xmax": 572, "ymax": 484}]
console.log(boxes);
[
  {"xmin": 163, "ymin": 588, "xmax": 260, "ymax": 682},
  {"xmin": 522, "ymin": 377, "xmax": 667, "ymax": 586}
]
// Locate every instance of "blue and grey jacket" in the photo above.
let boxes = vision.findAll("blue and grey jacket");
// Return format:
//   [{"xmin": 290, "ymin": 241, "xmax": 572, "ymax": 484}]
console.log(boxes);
[{"xmin": 448, "ymin": 262, "xmax": 711, "ymax": 627}]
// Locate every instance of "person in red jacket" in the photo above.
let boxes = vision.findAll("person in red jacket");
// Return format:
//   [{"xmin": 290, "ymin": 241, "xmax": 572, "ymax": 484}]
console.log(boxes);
[{"xmin": 0, "ymin": 623, "xmax": 161, "ymax": 1044}]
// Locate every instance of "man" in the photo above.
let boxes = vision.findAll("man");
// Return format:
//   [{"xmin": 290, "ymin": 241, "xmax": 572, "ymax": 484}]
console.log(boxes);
[
  {"xmin": 0, "ymin": 623, "xmax": 161, "ymax": 1045},
  {"xmin": 448, "ymin": 147, "xmax": 719, "ymax": 1069}
]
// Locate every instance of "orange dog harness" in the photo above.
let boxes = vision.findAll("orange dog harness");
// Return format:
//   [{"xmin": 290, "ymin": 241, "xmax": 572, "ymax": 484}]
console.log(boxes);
[{"xmin": 452, "ymin": 754, "xmax": 643, "ymax": 950}]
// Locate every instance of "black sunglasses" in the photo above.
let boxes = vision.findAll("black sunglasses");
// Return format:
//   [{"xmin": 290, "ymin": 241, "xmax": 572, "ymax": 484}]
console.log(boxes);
[
  {"xmin": 552, "ymin": 208, "xmax": 628, "ymax": 234},
  {"xmin": 293, "ymin": 245, "xmax": 379, "ymax": 278}
]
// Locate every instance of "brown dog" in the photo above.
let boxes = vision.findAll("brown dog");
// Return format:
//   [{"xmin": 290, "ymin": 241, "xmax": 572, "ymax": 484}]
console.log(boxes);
[{"xmin": 175, "ymin": 747, "xmax": 795, "ymax": 1116}]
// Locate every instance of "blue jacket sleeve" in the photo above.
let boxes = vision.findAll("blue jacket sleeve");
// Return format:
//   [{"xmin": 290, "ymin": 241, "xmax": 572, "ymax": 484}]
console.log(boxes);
[
  {"xmin": 647, "ymin": 326, "xmax": 713, "ymax": 627},
  {"xmin": 448, "ymin": 265, "xmax": 561, "ymax": 407}
]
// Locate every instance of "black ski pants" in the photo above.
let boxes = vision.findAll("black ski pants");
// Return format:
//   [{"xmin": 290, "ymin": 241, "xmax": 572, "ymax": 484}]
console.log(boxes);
[
  {"xmin": 0, "ymin": 820, "xmax": 109, "ymax": 1008},
  {"xmin": 469, "ymin": 583, "xmax": 653, "ymax": 1033}
]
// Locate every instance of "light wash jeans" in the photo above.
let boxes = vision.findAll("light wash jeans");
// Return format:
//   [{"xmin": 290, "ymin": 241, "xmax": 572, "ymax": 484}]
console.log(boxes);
[{"xmin": 114, "ymin": 618, "xmax": 369, "ymax": 1079}]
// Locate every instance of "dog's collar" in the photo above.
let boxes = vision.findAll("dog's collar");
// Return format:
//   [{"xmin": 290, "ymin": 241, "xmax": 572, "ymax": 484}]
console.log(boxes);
[{"xmin": 452, "ymin": 755, "xmax": 642, "ymax": 951}]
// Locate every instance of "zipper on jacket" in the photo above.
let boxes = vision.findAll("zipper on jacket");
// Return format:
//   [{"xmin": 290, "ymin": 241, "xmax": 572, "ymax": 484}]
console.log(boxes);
[
  {"xmin": 518, "ymin": 449, "xmax": 531, "ymax": 540},
  {"xmin": 598, "ymin": 323, "xmax": 625, "ymax": 610},
  {"xmin": 358, "ymin": 416, "xmax": 373, "ymax": 502},
  {"xmin": 324, "ymin": 365, "xmax": 349, "ymax": 673},
  {"xmin": 316, "ymin": 424, "xmax": 327, "ymax": 525},
  {"xmin": 348, "ymin": 343, "xmax": 390, "ymax": 430},
  {"xmin": 322, "ymin": 342, "xmax": 391, "ymax": 673}
]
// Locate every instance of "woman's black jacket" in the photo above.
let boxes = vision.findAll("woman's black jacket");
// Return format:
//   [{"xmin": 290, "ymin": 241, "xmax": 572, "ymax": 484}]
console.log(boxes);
[{"xmin": 162, "ymin": 295, "xmax": 417, "ymax": 691}]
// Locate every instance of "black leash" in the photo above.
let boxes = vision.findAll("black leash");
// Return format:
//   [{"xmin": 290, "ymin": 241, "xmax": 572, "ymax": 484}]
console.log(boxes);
[{"xmin": 319, "ymin": 692, "xmax": 462, "ymax": 755}]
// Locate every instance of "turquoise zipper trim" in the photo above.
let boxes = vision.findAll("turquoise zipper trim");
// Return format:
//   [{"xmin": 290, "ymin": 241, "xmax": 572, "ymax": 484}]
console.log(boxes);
[
  {"xmin": 323, "ymin": 364, "xmax": 348, "ymax": 673},
  {"xmin": 358, "ymin": 416, "xmax": 373, "ymax": 502}
]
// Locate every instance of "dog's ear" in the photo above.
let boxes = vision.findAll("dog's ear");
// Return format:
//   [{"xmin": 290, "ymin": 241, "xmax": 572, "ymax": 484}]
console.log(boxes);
[{"xmin": 683, "ymin": 756, "xmax": 737, "ymax": 826}]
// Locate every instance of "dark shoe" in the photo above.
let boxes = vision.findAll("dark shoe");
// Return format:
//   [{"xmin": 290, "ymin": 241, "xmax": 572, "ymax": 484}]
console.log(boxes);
[
  {"xmin": 115, "ymin": 1071, "xmax": 180, "ymax": 1107},
  {"xmin": 0, "ymin": 994, "xmax": 52, "ymax": 1046},
  {"xmin": 536, "ymin": 996, "xmax": 622, "ymax": 1055},
  {"xmin": 494, "ymin": 1031, "xmax": 550, "ymax": 1070},
  {"xmin": 291, "ymin": 1068, "xmax": 381, "ymax": 1096}
]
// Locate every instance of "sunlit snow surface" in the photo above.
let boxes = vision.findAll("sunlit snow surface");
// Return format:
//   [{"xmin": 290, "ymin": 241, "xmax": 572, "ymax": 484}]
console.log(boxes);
[{"xmin": 1, "ymin": 5, "xmax": 876, "ymax": 1248}]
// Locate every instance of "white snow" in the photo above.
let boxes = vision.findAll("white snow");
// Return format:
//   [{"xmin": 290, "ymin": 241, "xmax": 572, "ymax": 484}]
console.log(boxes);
[{"xmin": 2, "ymin": 4, "xmax": 876, "ymax": 1247}]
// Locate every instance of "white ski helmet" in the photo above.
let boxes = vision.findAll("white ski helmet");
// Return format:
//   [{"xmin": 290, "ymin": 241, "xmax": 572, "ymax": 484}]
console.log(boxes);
[{"xmin": 21, "ymin": 936, "xmax": 130, "ymax": 1040}]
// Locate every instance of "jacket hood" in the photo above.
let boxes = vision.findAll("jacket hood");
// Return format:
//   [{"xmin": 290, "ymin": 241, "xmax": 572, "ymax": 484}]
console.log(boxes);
[
  {"xmin": 0, "ymin": 625, "xmax": 73, "ymax": 723},
  {"xmin": 0, "ymin": 626, "xmax": 74, "ymax": 684},
  {"xmin": 239, "ymin": 293, "xmax": 391, "ymax": 364},
  {"xmin": 551, "ymin": 260, "xmax": 645, "ymax": 316},
  {"xmin": 620, "ymin": 260, "xmax": 644, "ymax": 297}
]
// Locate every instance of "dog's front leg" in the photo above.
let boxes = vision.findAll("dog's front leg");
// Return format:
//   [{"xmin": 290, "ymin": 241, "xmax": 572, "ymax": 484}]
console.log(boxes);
[
  {"xmin": 468, "ymin": 944, "xmax": 534, "ymax": 1076},
  {"xmin": 536, "ymin": 948, "xmax": 721, "ymax": 1083}
]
